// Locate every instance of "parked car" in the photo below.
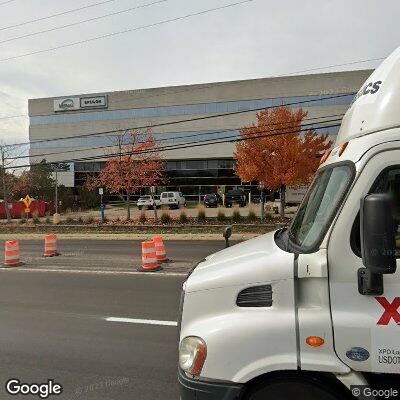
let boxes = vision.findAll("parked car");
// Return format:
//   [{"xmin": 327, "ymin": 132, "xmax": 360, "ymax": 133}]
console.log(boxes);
[
  {"xmin": 160, "ymin": 192, "xmax": 186, "ymax": 209},
  {"xmin": 203, "ymin": 193, "xmax": 222, "ymax": 208},
  {"xmin": 224, "ymin": 189, "xmax": 247, "ymax": 207},
  {"xmin": 137, "ymin": 195, "xmax": 161, "ymax": 210}
]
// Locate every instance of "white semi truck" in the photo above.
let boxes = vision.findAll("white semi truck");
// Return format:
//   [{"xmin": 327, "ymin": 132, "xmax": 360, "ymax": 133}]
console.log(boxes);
[{"xmin": 178, "ymin": 47, "xmax": 400, "ymax": 400}]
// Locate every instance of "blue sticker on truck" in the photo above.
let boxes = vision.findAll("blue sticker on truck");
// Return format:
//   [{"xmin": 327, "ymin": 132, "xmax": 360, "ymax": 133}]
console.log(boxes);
[{"xmin": 346, "ymin": 347, "xmax": 370, "ymax": 362}]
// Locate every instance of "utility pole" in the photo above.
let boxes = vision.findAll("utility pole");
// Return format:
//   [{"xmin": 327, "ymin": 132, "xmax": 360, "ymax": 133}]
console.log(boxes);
[
  {"xmin": 55, "ymin": 169, "xmax": 58, "ymax": 214},
  {"xmin": 151, "ymin": 186, "xmax": 158, "ymax": 222},
  {"xmin": 259, "ymin": 181, "xmax": 265, "ymax": 221},
  {"xmin": 1, "ymin": 147, "xmax": 11, "ymax": 222}
]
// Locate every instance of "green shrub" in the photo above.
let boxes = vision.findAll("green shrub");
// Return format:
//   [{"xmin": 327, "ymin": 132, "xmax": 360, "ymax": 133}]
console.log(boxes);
[
  {"xmin": 232, "ymin": 206, "xmax": 241, "ymax": 222},
  {"xmin": 66, "ymin": 216, "xmax": 74, "ymax": 224},
  {"xmin": 45, "ymin": 216, "xmax": 51, "ymax": 224},
  {"xmin": 19, "ymin": 218, "xmax": 26, "ymax": 224},
  {"xmin": 139, "ymin": 211, "xmax": 147, "ymax": 224},
  {"xmin": 247, "ymin": 204, "xmax": 257, "ymax": 222},
  {"xmin": 217, "ymin": 208, "xmax": 226, "ymax": 222},
  {"xmin": 77, "ymin": 216, "xmax": 84, "ymax": 224},
  {"xmin": 160, "ymin": 211, "xmax": 172, "ymax": 224},
  {"xmin": 247, "ymin": 210, "xmax": 257, "ymax": 222},
  {"xmin": 31, "ymin": 210, "xmax": 40, "ymax": 224},
  {"xmin": 85, "ymin": 216, "xmax": 95, "ymax": 224},
  {"xmin": 196, "ymin": 205, "xmax": 206, "ymax": 222},
  {"xmin": 179, "ymin": 210, "xmax": 188, "ymax": 223}
]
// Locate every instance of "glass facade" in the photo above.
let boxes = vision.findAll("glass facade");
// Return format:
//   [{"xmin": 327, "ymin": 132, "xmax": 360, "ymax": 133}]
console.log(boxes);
[
  {"xmin": 30, "ymin": 93, "xmax": 355, "ymax": 127},
  {"xmin": 73, "ymin": 159, "xmax": 246, "ymax": 201},
  {"xmin": 30, "ymin": 129, "xmax": 242, "ymax": 149},
  {"xmin": 30, "ymin": 125, "xmax": 340, "ymax": 150}
]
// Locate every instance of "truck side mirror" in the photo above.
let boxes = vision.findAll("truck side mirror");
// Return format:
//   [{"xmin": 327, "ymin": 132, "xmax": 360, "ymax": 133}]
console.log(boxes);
[
  {"xmin": 358, "ymin": 193, "xmax": 397, "ymax": 295},
  {"xmin": 223, "ymin": 226, "xmax": 232, "ymax": 248}
]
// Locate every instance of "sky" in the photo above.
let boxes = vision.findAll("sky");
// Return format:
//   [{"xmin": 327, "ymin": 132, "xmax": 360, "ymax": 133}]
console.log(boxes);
[{"xmin": 0, "ymin": 0, "xmax": 399, "ymax": 147}]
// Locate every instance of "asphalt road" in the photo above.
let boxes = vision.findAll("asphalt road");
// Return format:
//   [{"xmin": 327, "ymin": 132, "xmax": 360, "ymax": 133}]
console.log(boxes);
[
  {"xmin": 0, "ymin": 269, "xmax": 185, "ymax": 400},
  {"xmin": 0, "ymin": 239, "xmax": 228, "ymax": 274}
]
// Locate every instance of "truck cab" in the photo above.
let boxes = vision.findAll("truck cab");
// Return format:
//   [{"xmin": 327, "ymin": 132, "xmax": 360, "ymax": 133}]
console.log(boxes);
[{"xmin": 178, "ymin": 47, "xmax": 400, "ymax": 399}]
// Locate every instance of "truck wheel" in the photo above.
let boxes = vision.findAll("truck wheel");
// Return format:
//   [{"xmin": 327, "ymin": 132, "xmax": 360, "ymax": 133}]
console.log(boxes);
[{"xmin": 245, "ymin": 374, "xmax": 350, "ymax": 400}]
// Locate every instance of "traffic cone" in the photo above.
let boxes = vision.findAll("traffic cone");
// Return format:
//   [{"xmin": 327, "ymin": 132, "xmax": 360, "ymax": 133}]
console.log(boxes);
[
  {"xmin": 43, "ymin": 234, "xmax": 60, "ymax": 257},
  {"xmin": 153, "ymin": 236, "xmax": 168, "ymax": 263},
  {"xmin": 4, "ymin": 240, "xmax": 23, "ymax": 267},
  {"xmin": 137, "ymin": 241, "xmax": 162, "ymax": 272}
]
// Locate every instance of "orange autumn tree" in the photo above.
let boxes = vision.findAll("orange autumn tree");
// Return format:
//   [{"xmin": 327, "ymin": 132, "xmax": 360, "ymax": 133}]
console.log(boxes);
[
  {"xmin": 87, "ymin": 130, "xmax": 164, "ymax": 220},
  {"xmin": 235, "ymin": 106, "xmax": 332, "ymax": 217}
]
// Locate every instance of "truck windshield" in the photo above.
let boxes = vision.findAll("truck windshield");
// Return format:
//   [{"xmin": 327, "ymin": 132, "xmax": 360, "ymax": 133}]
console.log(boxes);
[{"xmin": 288, "ymin": 164, "xmax": 354, "ymax": 251}]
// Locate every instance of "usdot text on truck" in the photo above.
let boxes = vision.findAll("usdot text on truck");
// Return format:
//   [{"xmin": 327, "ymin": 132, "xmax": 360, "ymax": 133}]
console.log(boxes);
[{"xmin": 178, "ymin": 47, "xmax": 400, "ymax": 399}]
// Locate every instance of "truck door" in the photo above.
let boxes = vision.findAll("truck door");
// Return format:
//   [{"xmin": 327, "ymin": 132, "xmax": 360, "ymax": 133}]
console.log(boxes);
[{"xmin": 328, "ymin": 150, "xmax": 400, "ymax": 373}]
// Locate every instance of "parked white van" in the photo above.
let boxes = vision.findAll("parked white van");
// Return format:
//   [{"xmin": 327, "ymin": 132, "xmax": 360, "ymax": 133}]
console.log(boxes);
[{"xmin": 160, "ymin": 191, "xmax": 186, "ymax": 209}]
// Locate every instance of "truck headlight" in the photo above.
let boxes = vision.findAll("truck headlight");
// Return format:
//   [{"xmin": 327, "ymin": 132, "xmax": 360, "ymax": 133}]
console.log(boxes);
[{"xmin": 179, "ymin": 336, "xmax": 207, "ymax": 377}]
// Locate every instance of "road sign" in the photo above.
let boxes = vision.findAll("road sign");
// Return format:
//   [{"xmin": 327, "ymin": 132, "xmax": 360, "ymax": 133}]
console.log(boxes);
[
  {"xmin": 99, "ymin": 188, "xmax": 104, "ymax": 195},
  {"xmin": 150, "ymin": 186, "xmax": 156, "ymax": 194},
  {"xmin": 25, "ymin": 208, "xmax": 30, "ymax": 213},
  {"xmin": 22, "ymin": 195, "xmax": 33, "ymax": 209}
]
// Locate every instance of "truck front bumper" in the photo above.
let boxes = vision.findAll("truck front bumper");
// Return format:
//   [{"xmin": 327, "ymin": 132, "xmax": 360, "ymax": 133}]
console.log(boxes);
[{"xmin": 178, "ymin": 369, "xmax": 243, "ymax": 400}]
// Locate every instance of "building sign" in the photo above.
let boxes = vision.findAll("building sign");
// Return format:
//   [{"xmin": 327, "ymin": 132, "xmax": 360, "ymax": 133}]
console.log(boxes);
[
  {"xmin": 54, "ymin": 96, "xmax": 108, "ymax": 112},
  {"xmin": 54, "ymin": 97, "xmax": 80, "ymax": 112},
  {"xmin": 80, "ymin": 96, "xmax": 107, "ymax": 109}
]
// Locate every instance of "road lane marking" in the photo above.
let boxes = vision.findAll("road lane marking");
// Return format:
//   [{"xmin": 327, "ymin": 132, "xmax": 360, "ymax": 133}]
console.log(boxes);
[
  {"xmin": 105, "ymin": 317, "xmax": 177, "ymax": 326},
  {"xmin": 0, "ymin": 267, "xmax": 187, "ymax": 277}
]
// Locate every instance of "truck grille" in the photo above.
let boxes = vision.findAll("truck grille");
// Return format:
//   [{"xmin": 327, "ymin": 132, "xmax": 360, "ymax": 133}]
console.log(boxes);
[{"xmin": 236, "ymin": 285, "xmax": 273, "ymax": 307}]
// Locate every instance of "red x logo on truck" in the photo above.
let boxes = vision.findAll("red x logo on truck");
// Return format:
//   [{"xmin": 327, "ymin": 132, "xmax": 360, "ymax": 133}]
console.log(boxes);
[{"xmin": 375, "ymin": 297, "xmax": 400, "ymax": 325}]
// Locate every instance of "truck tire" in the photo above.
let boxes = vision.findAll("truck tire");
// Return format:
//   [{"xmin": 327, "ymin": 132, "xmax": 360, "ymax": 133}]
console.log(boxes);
[{"xmin": 245, "ymin": 374, "xmax": 350, "ymax": 400}]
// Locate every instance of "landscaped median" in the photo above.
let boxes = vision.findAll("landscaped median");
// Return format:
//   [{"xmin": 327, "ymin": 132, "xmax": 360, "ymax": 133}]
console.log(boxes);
[
  {"xmin": 0, "ymin": 221, "xmax": 288, "ymax": 235},
  {"xmin": 0, "ymin": 204, "xmax": 292, "ymax": 234}
]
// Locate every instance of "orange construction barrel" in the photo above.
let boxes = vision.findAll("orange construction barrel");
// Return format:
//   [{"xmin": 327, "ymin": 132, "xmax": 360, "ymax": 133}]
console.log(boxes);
[
  {"xmin": 43, "ymin": 234, "xmax": 60, "ymax": 257},
  {"xmin": 153, "ymin": 236, "xmax": 168, "ymax": 262},
  {"xmin": 137, "ymin": 241, "xmax": 162, "ymax": 272},
  {"xmin": 4, "ymin": 240, "xmax": 23, "ymax": 267}
]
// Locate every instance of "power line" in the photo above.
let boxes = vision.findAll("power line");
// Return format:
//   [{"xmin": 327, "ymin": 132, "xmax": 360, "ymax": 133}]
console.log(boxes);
[
  {"xmin": 0, "ymin": 114, "xmax": 27, "ymax": 120},
  {"xmin": 0, "ymin": 0, "xmax": 119, "ymax": 32},
  {"xmin": 15, "ymin": 114, "xmax": 343, "ymax": 160},
  {"xmin": 0, "ymin": 0, "xmax": 17, "ymax": 6},
  {"xmin": 276, "ymin": 57, "xmax": 384, "ymax": 77},
  {"xmin": 5, "ymin": 92, "xmax": 351, "ymax": 148},
  {"xmin": 3, "ymin": 86, "xmax": 354, "ymax": 122},
  {"xmin": 0, "ymin": 0, "xmax": 169, "ymax": 46},
  {"xmin": 0, "ymin": 61, "xmax": 374, "ymax": 122},
  {"xmin": 0, "ymin": 0, "xmax": 254, "ymax": 63},
  {"xmin": 0, "ymin": 58, "xmax": 374, "ymax": 123},
  {"xmin": 6, "ymin": 122, "xmax": 340, "ymax": 170}
]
